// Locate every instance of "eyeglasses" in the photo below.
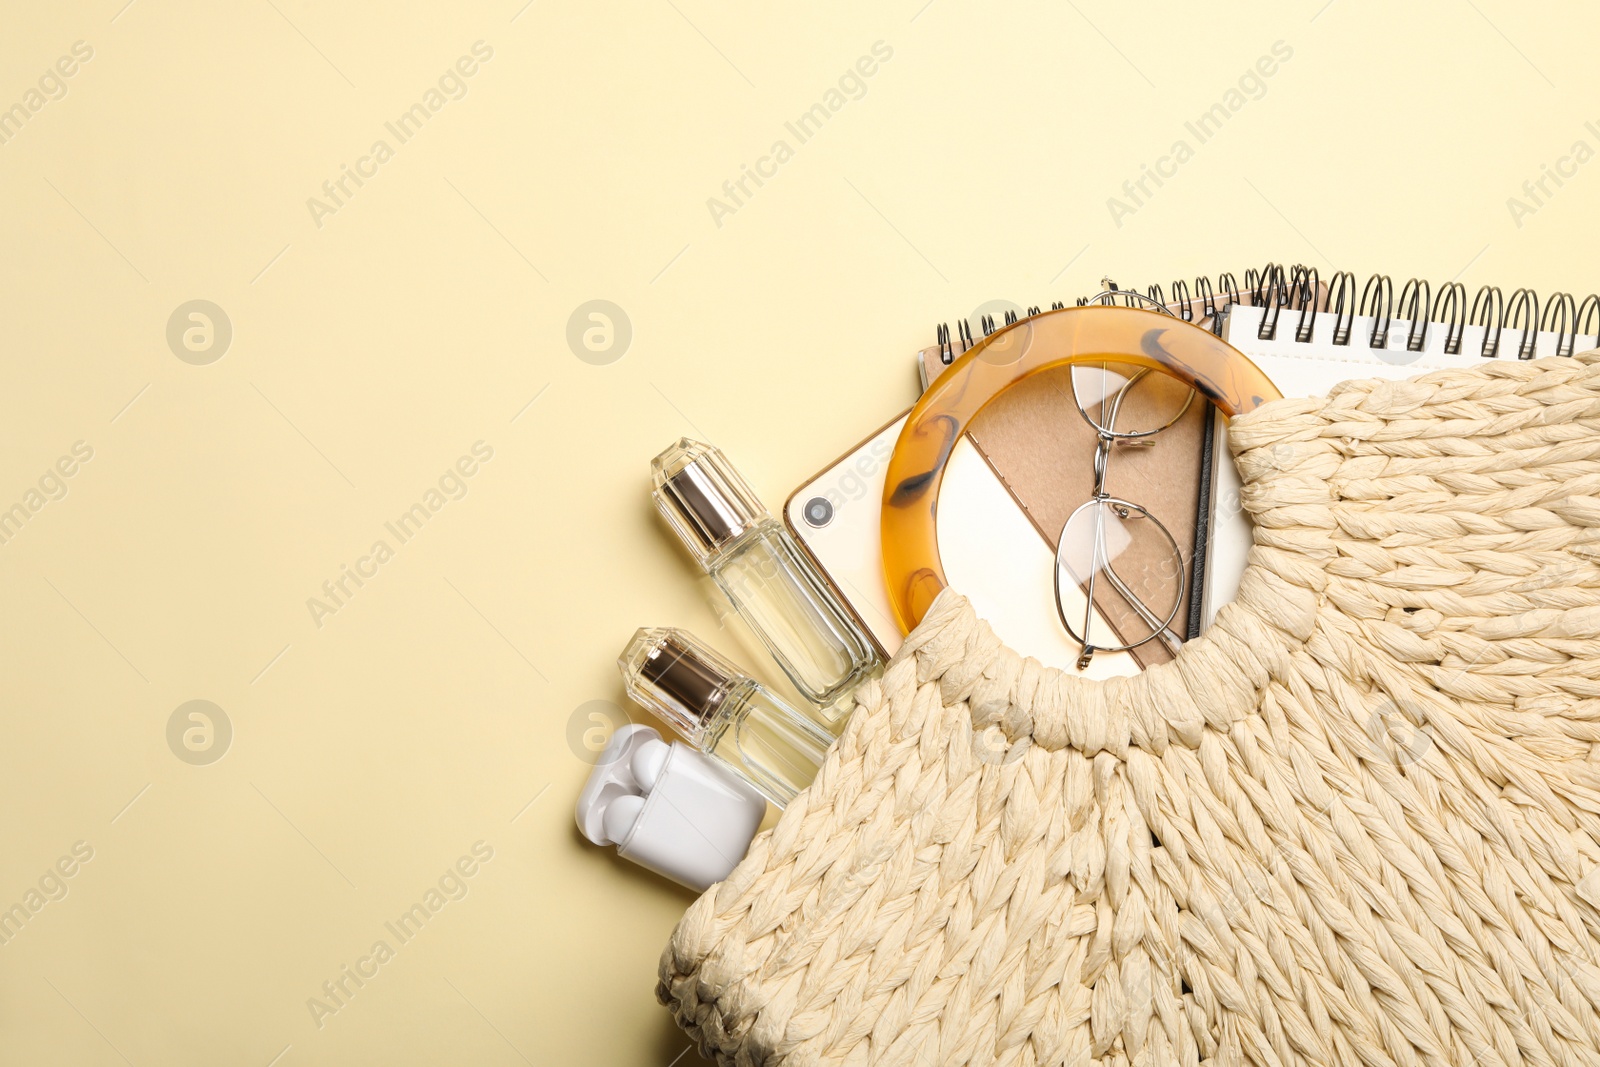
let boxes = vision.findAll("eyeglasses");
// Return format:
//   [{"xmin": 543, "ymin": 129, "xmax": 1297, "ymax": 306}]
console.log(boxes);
[{"xmin": 1053, "ymin": 305, "xmax": 1195, "ymax": 670}]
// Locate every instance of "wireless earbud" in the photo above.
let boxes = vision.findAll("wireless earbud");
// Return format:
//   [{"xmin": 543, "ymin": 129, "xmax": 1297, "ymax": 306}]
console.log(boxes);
[
  {"xmin": 602, "ymin": 794, "xmax": 646, "ymax": 845},
  {"xmin": 630, "ymin": 737, "xmax": 669, "ymax": 792}
]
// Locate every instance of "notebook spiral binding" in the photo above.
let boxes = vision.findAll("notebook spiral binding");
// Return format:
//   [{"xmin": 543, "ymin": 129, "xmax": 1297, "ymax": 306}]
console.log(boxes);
[{"xmin": 934, "ymin": 262, "xmax": 1600, "ymax": 366}]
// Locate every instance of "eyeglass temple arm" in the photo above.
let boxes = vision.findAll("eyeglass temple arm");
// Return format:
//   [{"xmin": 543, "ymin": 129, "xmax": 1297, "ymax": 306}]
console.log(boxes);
[{"xmin": 1097, "ymin": 557, "xmax": 1184, "ymax": 653}]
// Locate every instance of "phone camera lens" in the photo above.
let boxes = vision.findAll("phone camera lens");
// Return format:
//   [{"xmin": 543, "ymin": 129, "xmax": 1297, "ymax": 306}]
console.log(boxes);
[{"xmin": 803, "ymin": 497, "xmax": 833, "ymax": 528}]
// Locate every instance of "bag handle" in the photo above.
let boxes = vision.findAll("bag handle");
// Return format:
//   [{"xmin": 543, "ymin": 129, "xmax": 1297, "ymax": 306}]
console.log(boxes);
[{"xmin": 880, "ymin": 304, "xmax": 1281, "ymax": 634}]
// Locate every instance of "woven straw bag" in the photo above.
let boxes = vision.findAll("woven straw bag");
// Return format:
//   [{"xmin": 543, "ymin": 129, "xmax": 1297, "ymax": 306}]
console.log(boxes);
[{"xmin": 660, "ymin": 352, "xmax": 1600, "ymax": 1067}]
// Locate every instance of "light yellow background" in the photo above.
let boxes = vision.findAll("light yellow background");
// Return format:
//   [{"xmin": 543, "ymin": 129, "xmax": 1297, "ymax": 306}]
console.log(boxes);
[{"xmin": 0, "ymin": 0, "xmax": 1594, "ymax": 1063}]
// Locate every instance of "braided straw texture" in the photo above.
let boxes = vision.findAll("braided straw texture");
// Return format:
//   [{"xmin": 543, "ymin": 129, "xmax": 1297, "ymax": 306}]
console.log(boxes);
[{"xmin": 661, "ymin": 352, "xmax": 1600, "ymax": 1067}]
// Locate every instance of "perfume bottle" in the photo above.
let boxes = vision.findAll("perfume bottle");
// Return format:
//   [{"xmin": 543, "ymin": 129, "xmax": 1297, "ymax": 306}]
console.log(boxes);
[
  {"xmin": 652, "ymin": 438, "xmax": 877, "ymax": 719},
  {"xmin": 620, "ymin": 627, "xmax": 827, "ymax": 807}
]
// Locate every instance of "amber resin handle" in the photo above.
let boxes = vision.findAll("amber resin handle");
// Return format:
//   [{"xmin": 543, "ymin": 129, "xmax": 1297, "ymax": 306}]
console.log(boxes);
[{"xmin": 881, "ymin": 304, "xmax": 1282, "ymax": 635}]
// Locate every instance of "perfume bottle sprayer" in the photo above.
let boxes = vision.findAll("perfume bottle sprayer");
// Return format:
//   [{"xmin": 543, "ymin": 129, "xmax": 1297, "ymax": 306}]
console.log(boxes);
[
  {"xmin": 652, "ymin": 439, "xmax": 877, "ymax": 726},
  {"xmin": 620, "ymin": 627, "xmax": 827, "ymax": 807}
]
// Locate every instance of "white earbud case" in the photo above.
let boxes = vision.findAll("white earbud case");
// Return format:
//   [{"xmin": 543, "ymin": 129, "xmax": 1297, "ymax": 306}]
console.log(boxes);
[{"xmin": 575, "ymin": 724, "xmax": 766, "ymax": 891}]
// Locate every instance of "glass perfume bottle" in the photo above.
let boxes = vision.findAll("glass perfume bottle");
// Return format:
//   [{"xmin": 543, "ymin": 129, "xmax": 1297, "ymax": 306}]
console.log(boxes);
[
  {"xmin": 620, "ymin": 627, "xmax": 827, "ymax": 807},
  {"xmin": 652, "ymin": 438, "xmax": 877, "ymax": 721}
]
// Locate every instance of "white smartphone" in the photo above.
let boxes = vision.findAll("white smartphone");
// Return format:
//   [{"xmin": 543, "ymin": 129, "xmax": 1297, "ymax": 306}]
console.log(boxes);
[{"xmin": 784, "ymin": 413, "xmax": 1138, "ymax": 678}]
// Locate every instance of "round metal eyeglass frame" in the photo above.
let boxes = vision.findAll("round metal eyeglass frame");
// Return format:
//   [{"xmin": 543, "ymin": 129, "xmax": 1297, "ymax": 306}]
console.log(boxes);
[{"xmin": 1055, "ymin": 362, "xmax": 1192, "ymax": 669}]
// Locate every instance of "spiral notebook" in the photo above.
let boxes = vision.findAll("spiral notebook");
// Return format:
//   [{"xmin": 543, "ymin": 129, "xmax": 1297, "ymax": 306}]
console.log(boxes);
[{"xmin": 1204, "ymin": 271, "xmax": 1600, "ymax": 626}]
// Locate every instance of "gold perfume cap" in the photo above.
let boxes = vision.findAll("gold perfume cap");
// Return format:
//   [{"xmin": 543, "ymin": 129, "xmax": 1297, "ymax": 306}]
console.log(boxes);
[
  {"xmin": 619, "ymin": 627, "xmax": 742, "ymax": 745},
  {"xmin": 651, "ymin": 438, "xmax": 767, "ymax": 566}
]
